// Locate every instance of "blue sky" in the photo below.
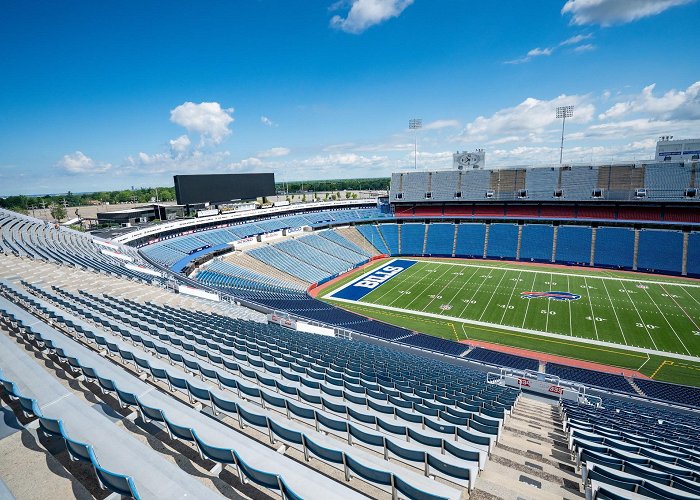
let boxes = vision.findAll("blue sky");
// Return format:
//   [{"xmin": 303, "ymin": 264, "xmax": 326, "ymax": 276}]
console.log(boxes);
[{"xmin": 1, "ymin": 0, "xmax": 699, "ymax": 195}]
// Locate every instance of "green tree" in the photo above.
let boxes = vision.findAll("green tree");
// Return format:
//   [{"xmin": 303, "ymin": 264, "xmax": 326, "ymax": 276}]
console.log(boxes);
[
  {"xmin": 50, "ymin": 204, "xmax": 67, "ymax": 221},
  {"xmin": 301, "ymin": 194, "xmax": 307, "ymax": 202},
  {"xmin": 345, "ymin": 191, "xmax": 351, "ymax": 199}
]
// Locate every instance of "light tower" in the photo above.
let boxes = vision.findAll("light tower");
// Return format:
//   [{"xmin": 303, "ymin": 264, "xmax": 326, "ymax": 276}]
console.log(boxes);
[
  {"xmin": 409, "ymin": 118, "xmax": 422, "ymax": 169},
  {"xmin": 556, "ymin": 105, "xmax": 574, "ymax": 165}
]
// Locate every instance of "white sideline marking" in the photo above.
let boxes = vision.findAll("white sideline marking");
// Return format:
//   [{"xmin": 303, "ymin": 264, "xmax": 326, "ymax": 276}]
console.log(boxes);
[{"xmin": 327, "ymin": 295, "xmax": 700, "ymax": 363}]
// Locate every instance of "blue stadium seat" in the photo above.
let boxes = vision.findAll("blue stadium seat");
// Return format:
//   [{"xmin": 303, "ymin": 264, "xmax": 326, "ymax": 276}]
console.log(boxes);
[
  {"xmin": 636, "ymin": 229, "xmax": 683, "ymax": 274},
  {"xmin": 594, "ymin": 227, "xmax": 634, "ymax": 269},
  {"xmin": 454, "ymin": 223, "xmax": 486, "ymax": 258},
  {"xmin": 424, "ymin": 223, "xmax": 455, "ymax": 256},
  {"xmin": 486, "ymin": 224, "xmax": 518, "ymax": 259},
  {"xmin": 519, "ymin": 224, "xmax": 553, "ymax": 262},
  {"xmin": 556, "ymin": 226, "xmax": 592, "ymax": 264}
]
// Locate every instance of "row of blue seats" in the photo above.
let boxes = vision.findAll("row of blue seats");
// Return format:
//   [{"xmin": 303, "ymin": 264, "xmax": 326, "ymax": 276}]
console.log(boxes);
[
  {"xmin": 50, "ymin": 285, "xmax": 512, "ymax": 427},
  {"xmin": 0, "ymin": 367, "xmax": 141, "ymax": 498},
  {"xmin": 562, "ymin": 400, "xmax": 700, "ymax": 500},
  {"xmin": 0, "ymin": 209, "xmax": 162, "ymax": 284},
  {"xmin": 5, "ymin": 287, "xmax": 473, "ymax": 497},
  {"xmin": 70, "ymin": 287, "xmax": 516, "ymax": 407}
]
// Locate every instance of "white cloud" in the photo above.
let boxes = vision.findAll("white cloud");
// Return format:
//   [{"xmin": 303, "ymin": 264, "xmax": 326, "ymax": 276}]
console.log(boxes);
[
  {"xmin": 297, "ymin": 152, "xmax": 388, "ymax": 168},
  {"xmin": 506, "ymin": 33, "xmax": 594, "ymax": 64},
  {"xmin": 260, "ymin": 115, "xmax": 277, "ymax": 127},
  {"xmin": 423, "ymin": 119, "xmax": 460, "ymax": 130},
  {"xmin": 124, "ymin": 149, "xmax": 231, "ymax": 175},
  {"xmin": 598, "ymin": 81, "xmax": 700, "ymax": 120},
  {"xmin": 170, "ymin": 102, "xmax": 234, "ymax": 145},
  {"xmin": 228, "ymin": 157, "xmax": 264, "ymax": 171},
  {"xmin": 505, "ymin": 47, "xmax": 554, "ymax": 64},
  {"xmin": 573, "ymin": 43, "xmax": 596, "ymax": 53},
  {"xmin": 562, "ymin": 0, "xmax": 693, "ymax": 26},
  {"xmin": 56, "ymin": 151, "xmax": 111, "ymax": 174},
  {"xmin": 330, "ymin": 0, "xmax": 413, "ymax": 34},
  {"xmin": 559, "ymin": 33, "xmax": 593, "ymax": 46},
  {"xmin": 168, "ymin": 134, "xmax": 191, "ymax": 154},
  {"xmin": 457, "ymin": 94, "xmax": 595, "ymax": 142},
  {"xmin": 528, "ymin": 47, "xmax": 553, "ymax": 57},
  {"xmin": 257, "ymin": 147, "xmax": 291, "ymax": 158}
]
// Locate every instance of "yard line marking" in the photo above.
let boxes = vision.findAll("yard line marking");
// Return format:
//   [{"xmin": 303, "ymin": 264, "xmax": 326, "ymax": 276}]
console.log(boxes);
[
  {"xmin": 601, "ymin": 277, "xmax": 627, "ymax": 345},
  {"xmin": 618, "ymin": 280, "xmax": 658, "ymax": 350},
  {"xmin": 437, "ymin": 266, "xmax": 481, "ymax": 314},
  {"xmin": 327, "ymin": 296, "xmax": 700, "ymax": 362},
  {"xmin": 368, "ymin": 261, "xmax": 429, "ymax": 305},
  {"xmin": 521, "ymin": 273, "xmax": 538, "ymax": 329},
  {"xmin": 401, "ymin": 263, "xmax": 455, "ymax": 309},
  {"xmin": 458, "ymin": 267, "xmax": 496, "ymax": 317},
  {"xmin": 372, "ymin": 261, "xmax": 428, "ymax": 303},
  {"xmin": 640, "ymin": 285, "xmax": 691, "ymax": 355},
  {"xmin": 421, "ymin": 264, "xmax": 465, "ymax": 312},
  {"xmin": 478, "ymin": 268, "xmax": 511, "ymax": 322},
  {"xmin": 583, "ymin": 276, "xmax": 599, "ymax": 341},
  {"xmin": 500, "ymin": 270, "xmax": 523, "ymax": 324},
  {"xmin": 659, "ymin": 284, "xmax": 700, "ymax": 331},
  {"xmin": 678, "ymin": 285, "xmax": 700, "ymax": 309}
]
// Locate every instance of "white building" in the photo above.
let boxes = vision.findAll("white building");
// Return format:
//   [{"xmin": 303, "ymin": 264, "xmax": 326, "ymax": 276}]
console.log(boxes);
[{"xmin": 656, "ymin": 136, "xmax": 700, "ymax": 161}]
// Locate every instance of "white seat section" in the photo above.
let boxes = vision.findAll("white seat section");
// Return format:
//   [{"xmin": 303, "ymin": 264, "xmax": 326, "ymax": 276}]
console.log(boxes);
[
  {"xmin": 0, "ymin": 313, "xmax": 222, "ymax": 500},
  {"xmin": 12, "ymin": 283, "xmax": 468, "ymax": 498},
  {"xmin": 0, "ymin": 296, "xmax": 373, "ymax": 500}
]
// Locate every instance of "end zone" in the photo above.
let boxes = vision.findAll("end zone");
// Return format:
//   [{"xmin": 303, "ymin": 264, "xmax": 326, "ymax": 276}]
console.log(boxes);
[{"xmin": 326, "ymin": 258, "xmax": 416, "ymax": 301}]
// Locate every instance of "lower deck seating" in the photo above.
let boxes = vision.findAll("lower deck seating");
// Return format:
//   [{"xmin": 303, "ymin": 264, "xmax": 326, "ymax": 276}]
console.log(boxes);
[
  {"xmin": 636, "ymin": 229, "xmax": 683, "ymax": 274},
  {"xmin": 546, "ymin": 363, "xmax": 636, "ymax": 394},
  {"xmin": 400, "ymin": 224, "xmax": 425, "ymax": 256},
  {"xmin": 594, "ymin": 227, "xmax": 634, "ymax": 269},
  {"xmin": 485, "ymin": 224, "xmax": 518, "ymax": 259},
  {"xmin": 454, "ymin": 224, "xmax": 486, "ymax": 257},
  {"xmin": 464, "ymin": 348, "xmax": 539, "ymax": 371},
  {"xmin": 425, "ymin": 223, "xmax": 455, "ymax": 256},
  {"xmin": 379, "ymin": 224, "xmax": 400, "ymax": 255},
  {"xmin": 633, "ymin": 379, "xmax": 700, "ymax": 407},
  {"xmin": 356, "ymin": 225, "xmax": 390, "ymax": 255},
  {"xmin": 519, "ymin": 225, "xmax": 553, "ymax": 262},
  {"xmin": 556, "ymin": 226, "xmax": 592, "ymax": 264},
  {"xmin": 688, "ymin": 232, "xmax": 700, "ymax": 277}
]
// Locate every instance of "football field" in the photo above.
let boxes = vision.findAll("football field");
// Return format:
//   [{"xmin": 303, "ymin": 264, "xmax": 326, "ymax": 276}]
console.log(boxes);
[{"xmin": 321, "ymin": 258, "xmax": 700, "ymax": 385}]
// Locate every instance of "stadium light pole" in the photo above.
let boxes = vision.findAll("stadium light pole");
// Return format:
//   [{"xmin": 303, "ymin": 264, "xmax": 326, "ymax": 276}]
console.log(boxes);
[
  {"xmin": 409, "ymin": 118, "xmax": 422, "ymax": 169},
  {"xmin": 556, "ymin": 105, "xmax": 574, "ymax": 165}
]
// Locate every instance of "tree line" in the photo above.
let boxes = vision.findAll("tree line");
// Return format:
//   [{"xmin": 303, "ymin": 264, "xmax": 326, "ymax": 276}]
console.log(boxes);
[
  {"xmin": 0, "ymin": 187, "xmax": 177, "ymax": 214},
  {"xmin": 0, "ymin": 178, "xmax": 390, "ymax": 216}
]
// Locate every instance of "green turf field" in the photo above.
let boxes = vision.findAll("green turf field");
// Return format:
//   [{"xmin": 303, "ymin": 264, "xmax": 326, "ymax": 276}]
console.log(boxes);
[{"xmin": 320, "ymin": 258, "xmax": 700, "ymax": 386}]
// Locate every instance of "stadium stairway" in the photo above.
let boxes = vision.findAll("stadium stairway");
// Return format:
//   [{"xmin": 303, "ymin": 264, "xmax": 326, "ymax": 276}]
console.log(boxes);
[
  {"xmin": 627, "ymin": 378, "xmax": 646, "ymax": 397},
  {"xmin": 472, "ymin": 397, "xmax": 583, "ymax": 500}
]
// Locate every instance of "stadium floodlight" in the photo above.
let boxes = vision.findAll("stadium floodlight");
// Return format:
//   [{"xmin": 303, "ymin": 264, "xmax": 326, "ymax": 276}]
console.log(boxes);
[
  {"xmin": 409, "ymin": 118, "xmax": 422, "ymax": 169},
  {"xmin": 556, "ymin": 105, "xmax": 574, "ymax": 165}
]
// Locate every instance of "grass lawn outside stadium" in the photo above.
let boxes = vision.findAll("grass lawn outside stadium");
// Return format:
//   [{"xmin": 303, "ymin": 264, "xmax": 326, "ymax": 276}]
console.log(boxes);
[{"xmin": 318, "ymin": 257, "xmax": 700, "ymax": 387}]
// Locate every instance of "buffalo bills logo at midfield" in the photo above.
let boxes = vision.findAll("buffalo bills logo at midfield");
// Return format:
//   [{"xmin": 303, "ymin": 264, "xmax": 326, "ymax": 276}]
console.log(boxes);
[{"xmin": 520, "ymin": 291, "xmax": 581, "ymax": 301}]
